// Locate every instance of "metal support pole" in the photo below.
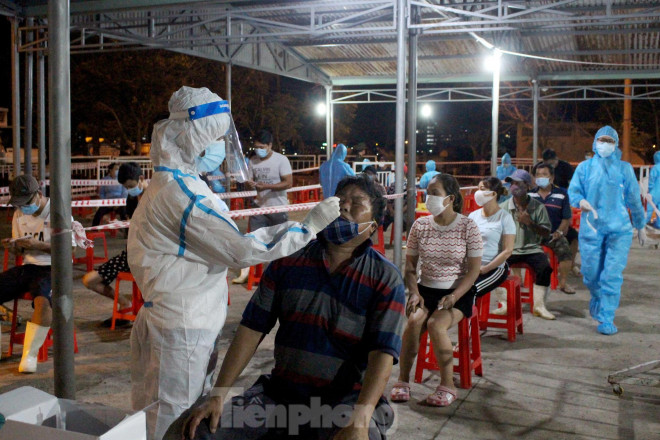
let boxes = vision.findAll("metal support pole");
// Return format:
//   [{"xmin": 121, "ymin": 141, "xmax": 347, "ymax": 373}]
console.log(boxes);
[
  {"xmin": 393, "ymin": 0, "xmax": 407, "ymax": 269},
  {"xmin": 490, "ymin": 49, "xmax": 502, "ymax": 176},
  {"xmin": 226, "ymin": 63, "xmax": 231, "ymax": 107},
  {"xmin": 24, "ymin": 18, "xmax": 34, "ymax": 176},
  {"xmin": 406, "ymin": 6, "xmax": 419, "ymax": 233},
  {"xmin": 10, "ymin": 17, "xmax": 21, "ymax": 178},
  {"xmin": 329, "ymin": 96, "xmax": 334, "ymax": 155},
  {"xmin": 49, "ymin": 0, "xmax": 75, "ymax": 399},
  {"xmin": 38, "ymin": 47, "xmax": 46, "ymax": 185},
  {"xmin": 622, "ymin": 78, "xmax": 632, "ymax": 163},
  {"xmin": 325, "ymin": 85, "xmax": 332, "ymax": 160},
  {"xmin": 532, "ymin": 79, "xmax": 539, "ymax": 164}
]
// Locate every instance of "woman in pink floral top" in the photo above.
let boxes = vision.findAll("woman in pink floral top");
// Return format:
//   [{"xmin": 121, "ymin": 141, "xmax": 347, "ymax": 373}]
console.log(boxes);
[{"xmin": 391, "ymin": 174, "xmax": 483, "ymax": 407}]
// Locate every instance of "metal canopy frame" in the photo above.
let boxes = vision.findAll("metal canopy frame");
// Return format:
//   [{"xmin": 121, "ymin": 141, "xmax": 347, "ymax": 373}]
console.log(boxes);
[{"xmin": 331, "ymin": 83, "xmax": 660, "ymax": 104}]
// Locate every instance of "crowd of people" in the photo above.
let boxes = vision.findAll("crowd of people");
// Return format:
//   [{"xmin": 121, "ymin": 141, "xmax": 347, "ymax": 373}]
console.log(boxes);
[{"xmin": 1, "ymin": 85, "xmax": 657, "ymax": 440}]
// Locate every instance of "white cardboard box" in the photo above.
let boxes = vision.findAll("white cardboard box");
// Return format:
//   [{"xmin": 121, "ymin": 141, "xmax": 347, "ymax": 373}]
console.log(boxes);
[{"xmin": 0, "ymin": 386, "xmax": 146, "ymax": 440}]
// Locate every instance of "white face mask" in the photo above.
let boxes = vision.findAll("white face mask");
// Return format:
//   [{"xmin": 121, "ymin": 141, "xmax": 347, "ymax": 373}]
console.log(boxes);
[
  {"xmin": 595, "ymin": 141, "xmax": 615, "ymax": 158},
  {"xmin": 426, "ymin": 194, "xmax": 451, "ymax": 217},
  {"xmin": 474, "ymin": 190, "xmax": 496, "ymax": 207}
]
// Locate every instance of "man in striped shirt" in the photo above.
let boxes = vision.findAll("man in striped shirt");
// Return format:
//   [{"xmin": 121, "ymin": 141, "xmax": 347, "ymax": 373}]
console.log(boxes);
[{"xmin": 167, "ymin": 176, "xmax": 406, "ymax": 440}]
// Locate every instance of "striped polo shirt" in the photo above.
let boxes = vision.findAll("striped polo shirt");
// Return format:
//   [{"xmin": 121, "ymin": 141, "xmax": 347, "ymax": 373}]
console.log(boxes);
[{"xmin": 241, "ymin": 239, "xmax": 406, "ymax": 401}]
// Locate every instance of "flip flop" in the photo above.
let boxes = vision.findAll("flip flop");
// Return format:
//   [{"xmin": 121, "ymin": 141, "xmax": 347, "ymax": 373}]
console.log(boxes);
[
  {"xmin": 426, "ymin": 385, "xmax": 457, "ymax": 407},
  {"xmin": 390, "ymin": 382, "xmax": 411, "ymax": 403},
  {"xmin": 560, "ymin": 285, "xmax": 576, "ymax": 294}
]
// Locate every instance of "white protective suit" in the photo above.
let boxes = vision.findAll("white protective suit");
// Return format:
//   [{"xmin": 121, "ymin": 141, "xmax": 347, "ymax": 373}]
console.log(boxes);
[{"xmin": 128, "ymin": 87, "xmax": 325, "ymax": 439}]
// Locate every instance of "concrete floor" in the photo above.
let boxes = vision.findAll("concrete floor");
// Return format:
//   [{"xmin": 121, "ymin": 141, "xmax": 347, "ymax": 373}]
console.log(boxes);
[{"xmin": 1, "ymin": 212, "xmax": 659, "ymax": 439}]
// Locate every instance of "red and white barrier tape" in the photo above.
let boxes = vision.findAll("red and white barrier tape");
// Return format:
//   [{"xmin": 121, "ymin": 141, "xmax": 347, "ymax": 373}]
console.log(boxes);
[{"xmin": 216, "ymin": 184, "xmax": 321, "ymax": 200}]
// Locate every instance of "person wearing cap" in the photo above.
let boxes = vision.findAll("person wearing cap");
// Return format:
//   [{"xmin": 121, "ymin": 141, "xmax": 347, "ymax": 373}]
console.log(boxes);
[
  {"xmin": 542, "ymin": 148, "xmax": 574, "ymax": 189},
  {"xmin": 498, "ymin": 169, "xmax": 556, "ymax": 320},
  {"xmin": 0, "ymin": 175, "xmax": 73, "ymax": 373},
  {"xmin": 568, "ymin": 126, "xmax": 646, "ymax": 335},
  {"xmin": 92, "ymin": 163, "xmax": 129, "ymax": 227}
]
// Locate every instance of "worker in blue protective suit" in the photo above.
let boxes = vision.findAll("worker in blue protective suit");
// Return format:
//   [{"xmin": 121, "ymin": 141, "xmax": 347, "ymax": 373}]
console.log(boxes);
[
  {"xmin": 568, "ymin": 125, "xmax": 647, "ymax": 335},
  {"xmin": 496, "ymin": 153, "xmax": 517, "ymax": 182},
  {"xmin": 646, "ymin": 150, "xmax": 660, "ymax": 229},
  {"xmin": 127, "ymin": 86, "xmax": 340, "ymax": 439},
  {"xmin": 419, "ymin": 160, "xmax": 441, "ymax": 189},
  {"xmin": 319, "ymin": 143, "xmax": 355, "ymax": 198}
]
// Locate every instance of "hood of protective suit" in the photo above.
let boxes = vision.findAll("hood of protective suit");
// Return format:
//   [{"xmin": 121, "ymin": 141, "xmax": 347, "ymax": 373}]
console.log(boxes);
[
  {"xmin": 149, "ymin": 86, "xmax": 230, "ymax": 172},
  {"xmin": 502, "ymin": 153, "xmax": 512, "ymax": 165},
  {"xmin": 654, "ymin": 150, "xmax": 660, "ymax": 165},
  {"xmin": 592, "ymin": 125, "xmax": 620, "ymax": 157},
  {"xmin": 425, "ymin": 160, "xmax": 436, "ymax": 172},
  {"xmin": 332, "ymin": 144, "xmax": 348, "ymax": 162}
]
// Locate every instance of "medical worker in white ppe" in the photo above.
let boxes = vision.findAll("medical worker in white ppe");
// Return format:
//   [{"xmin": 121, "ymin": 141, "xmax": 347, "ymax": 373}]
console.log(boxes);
[{"xmin": 127, "ymin": 86, "xmax": 340, "ymax": 440}]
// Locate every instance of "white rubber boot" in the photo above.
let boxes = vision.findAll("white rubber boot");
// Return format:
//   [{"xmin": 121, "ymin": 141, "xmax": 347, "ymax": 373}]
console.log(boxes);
[
  {"xmin": 532, "ymin": 285, "xmax": 556, "ymax": 320},
  {"xmin": 231, "ymin": 267, "xmax": 249, "ymax": 284},
  {"xmin": 18, "ymin": 322, "xmax": 50, "ymax": 374},
  {"xmin": 491, "ymin": 288, "xmax": 508, "ymax": 315}
]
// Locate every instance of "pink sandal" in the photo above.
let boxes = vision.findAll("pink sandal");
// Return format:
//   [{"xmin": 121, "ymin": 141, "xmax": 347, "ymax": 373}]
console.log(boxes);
[
  {"xmin": 390, "ymin": 382, "xmax": 411, "ymax": 402},
  {"xmin": 426, "ymin": 385, "xmax": 457, "ymax": 407}
]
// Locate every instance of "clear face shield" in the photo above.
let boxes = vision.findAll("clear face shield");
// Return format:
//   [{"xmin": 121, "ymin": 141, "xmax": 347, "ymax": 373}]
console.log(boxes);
[{"xmin": 169, "ymin": 100, "xmax": 249, "ymax": 185}]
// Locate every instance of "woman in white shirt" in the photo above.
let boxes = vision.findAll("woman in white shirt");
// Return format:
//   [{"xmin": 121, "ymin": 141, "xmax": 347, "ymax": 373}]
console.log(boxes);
[{"xmin": 468, "ymin": 176, "xmax": 516, "ymax": 302}]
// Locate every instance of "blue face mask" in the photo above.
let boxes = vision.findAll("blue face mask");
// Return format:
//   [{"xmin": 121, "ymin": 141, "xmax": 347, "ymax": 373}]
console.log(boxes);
[
  {"xmin": 321, "ymin": 216, "xmax": 374, "ymax": 245},
  {"xmin": 20, "ymin": 202, "xmax": 39, "ymax": 215},
  {"xmin": 255, "ymin": 148, "xmax": 269, "ymax": 159},
  {"xmin": 535, "ymin": 177, "xmax": 550, "ymax": 188},
  {"xmin": 127, "ymin": 185, "xmax": 143, "ymax": 197},
  {"xmin": 195, "ymin": 140, "xmax": 226, "ymax": 173}
]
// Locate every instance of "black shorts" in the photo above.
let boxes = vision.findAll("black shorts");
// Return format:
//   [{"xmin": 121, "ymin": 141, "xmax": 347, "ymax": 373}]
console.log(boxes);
[
  {"xmin": 0, "ymin": 264, "xmax": 52, "ymax": 305},
  {"xmin": 98, "ymin": 250, "xmax": 130, "ymax": 285},
  {"xmin": 474, "ymin": 263, "xmax": 510, "ymax": 297},
  {"xmin": 417, "ymin": 284, "xmax": 475, "ymax": 318}
]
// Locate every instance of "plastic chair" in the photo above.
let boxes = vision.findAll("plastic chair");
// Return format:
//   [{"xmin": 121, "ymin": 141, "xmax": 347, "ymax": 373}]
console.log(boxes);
[
  {"xmin": 476, "ymin": 276, "xmax": 523, "ymax": 342},
  {"xmin": 414, "ymin": 306, "xmax": 483, "ymax": 389},
  {"xmin": 542, "ymin": 246, "xmax": 559, "ymax": 290},
  {"xmin": 389, "ymin": 226, "xmax": 406, "ymax": 246},
  {"xmin": 111, "ymin": 272, "xmax": 145, "ymax": 330},
  {"xmin": 73, "ymin": 231, "xmax": 109, "ymax": 271},
  {"xmin": 509, "ymin": 262, "xmax": 536, "ymax": 310},
  {"xmin": 39, "ymin": 328, "xmax": 79, "ymax": 362}
]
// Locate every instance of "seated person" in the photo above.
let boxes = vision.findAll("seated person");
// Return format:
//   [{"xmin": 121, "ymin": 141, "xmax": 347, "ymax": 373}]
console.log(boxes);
[
  {"xmin": 362, "ymin": 165, "xmax": 386, "ymax": 196},
  {"xmin": 468, "ymin": 177, "xmax": 516, "ymax": 310},
  {"xmin": 92, "ymin": 163, "xmax": 129, "ymax": 226},
  {"xmin": 499, "ymin": 170, "xmax": 555, "ymax": 320},
  {"xmin": 165, "ymin": 175, "xmax": 406, "ymax": 440},
  {"xmin": 82, "ymin": 162, "xmax": 147, "ymax": 324},
  {"xmin": 530, "ymin": 163, "xmax": 578, "ymax": 294},
  {"xmin": 1, "ymin": 175, "xmax": 74, "ymax": 373},
  {"xmin": 390, "ymin": 174, "xmax": 482, "ymax": 408}
]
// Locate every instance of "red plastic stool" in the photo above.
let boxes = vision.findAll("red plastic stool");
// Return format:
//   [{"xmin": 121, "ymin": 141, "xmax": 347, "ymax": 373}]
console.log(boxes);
[
  {"xmin": 73, "ymin": 231, "xmax": 109, "ymax": 271},
  {"xmin": 542, "ymin": 246, "xmax": 559, "ymax": 290},
  {"xmin": 111, "ymin": 272, "xmax": 145, "ymax": 330},
  {"xmin": 39, "ymin": 328, "xmax": 79, "ymax": 362},
  {"xmin": 510, "ymin": 262, "xmax": 536, "ymax": 310},
  {"xmin": 373, "ymin": 226, "xmax": 385, "ymax": 255},
  {"xmin": 414, "ymin": 305, "xmax": 483, "ymax": 389},
  {"xmin": 230, "ymin": 198, "xmax": 245, "ymax": 211},
  {"xmin": 476, "ymin": 276, "xmax": 523, "ymax": 342},
  {"xmin": 7, "ymin": 292, "xmax": 78, "ymax": 362},
  {"xmin": 246, "ymin": 263, "xmax": 263, "ymax": 290}
]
